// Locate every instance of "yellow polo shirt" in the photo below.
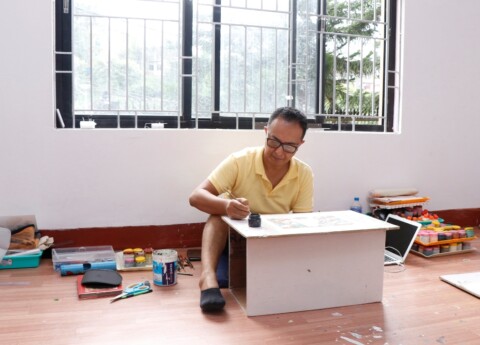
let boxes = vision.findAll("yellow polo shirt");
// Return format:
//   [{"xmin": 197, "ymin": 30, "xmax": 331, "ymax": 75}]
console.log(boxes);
[{"xmin": 208, "ymin": 147, "xmax": 314, "ymax": 214}]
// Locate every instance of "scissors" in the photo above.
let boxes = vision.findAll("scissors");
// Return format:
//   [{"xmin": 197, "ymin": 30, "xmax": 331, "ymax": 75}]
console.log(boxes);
[{"xmin": 110, "ymin": 280, "xmax": 152, "ymax": 303}]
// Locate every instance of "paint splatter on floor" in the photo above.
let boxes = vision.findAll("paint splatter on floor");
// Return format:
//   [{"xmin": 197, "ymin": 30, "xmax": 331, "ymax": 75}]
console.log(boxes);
[
  {"xmin": 339, "ymin": 335, "xmax": 365, "ymax": 345},
  {"xmin": 337, "ymin": 325, "xmax": 385, "ymax": 344},
  {"xmin": 350, "ymin": 332, "xmax": 362, "ymax": 339}
]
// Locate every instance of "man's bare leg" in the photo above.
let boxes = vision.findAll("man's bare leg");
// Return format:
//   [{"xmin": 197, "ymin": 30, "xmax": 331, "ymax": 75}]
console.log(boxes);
[{"xmin": 199, "ymin": 215, "xmax": 228, "ymax": 311}]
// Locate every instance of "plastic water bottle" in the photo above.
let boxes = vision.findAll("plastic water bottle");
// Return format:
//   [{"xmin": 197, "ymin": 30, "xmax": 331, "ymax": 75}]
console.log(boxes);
[{"xmin": 350, "ymin": 197, "xmax": 363, "ymax": 213}]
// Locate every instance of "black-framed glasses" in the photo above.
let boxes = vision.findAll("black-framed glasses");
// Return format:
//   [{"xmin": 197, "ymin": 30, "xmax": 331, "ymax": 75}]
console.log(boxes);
[{"xmin": 266, "ymin": 137, "xmax": 299, "ymax": 154}]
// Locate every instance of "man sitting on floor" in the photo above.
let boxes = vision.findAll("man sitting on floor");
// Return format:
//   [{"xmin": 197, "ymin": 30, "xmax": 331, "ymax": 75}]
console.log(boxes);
[{"xmin": 189, "ymin": 107, "xmax": 314, "ymax": 312}]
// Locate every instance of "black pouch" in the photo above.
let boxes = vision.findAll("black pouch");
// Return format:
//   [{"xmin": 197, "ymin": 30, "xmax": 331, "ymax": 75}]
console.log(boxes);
[{"xmin": 81, "ymin": 269, "xmax": 122, "ymax": 287}]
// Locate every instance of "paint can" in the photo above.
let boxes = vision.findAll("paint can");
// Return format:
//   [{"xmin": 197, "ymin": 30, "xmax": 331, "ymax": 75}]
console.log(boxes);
[
  {"xmin": 449, "ymin": 243, "xmax": 458, "ymax": 252},
  {"xmin": 153, "ymin": 249, "xmax": 178, "ymax": 286},
  {"xmin": 423, "ymin": 246, "xmax": 434, "ymax": 256},
  {"xmin": 465, "ymin": 227, "xmax": 475, "ymax": 238},
  {"xmin": 419, "ymin": 231, "xmax": 430, "ymax": 243}
]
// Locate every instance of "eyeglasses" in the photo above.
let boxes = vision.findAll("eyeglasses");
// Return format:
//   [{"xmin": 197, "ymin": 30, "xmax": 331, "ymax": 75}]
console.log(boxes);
[{"xmin": 266, "ymin": 137, "xmax": 299, "ymax": 154}]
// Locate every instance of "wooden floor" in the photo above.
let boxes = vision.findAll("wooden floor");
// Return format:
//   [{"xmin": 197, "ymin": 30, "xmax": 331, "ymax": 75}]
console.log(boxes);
[{"xmin": 1, "ymin": 239, "xmax": 480, "ymax": 345}]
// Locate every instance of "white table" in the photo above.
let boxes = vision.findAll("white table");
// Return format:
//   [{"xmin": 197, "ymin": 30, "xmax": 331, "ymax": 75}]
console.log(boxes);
[{"xmin": 223, "ymin": 210, "xmax": 399, "ymax": 316}]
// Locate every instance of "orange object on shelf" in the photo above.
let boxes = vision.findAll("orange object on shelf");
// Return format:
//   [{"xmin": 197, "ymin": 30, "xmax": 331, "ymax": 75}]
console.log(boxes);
[
  {"xmin": 415, "ymin": 236, "xmax": 477, "ymax": 247},
  {"xmin": 370, "ymin": 196, "xmax": 430, "ymax": 205}
]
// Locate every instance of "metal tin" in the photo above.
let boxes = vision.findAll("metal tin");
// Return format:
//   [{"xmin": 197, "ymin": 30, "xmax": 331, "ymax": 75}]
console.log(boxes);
[{"xmin": 153, "ymin": 249, "xmax": 178, "ymax": 286}]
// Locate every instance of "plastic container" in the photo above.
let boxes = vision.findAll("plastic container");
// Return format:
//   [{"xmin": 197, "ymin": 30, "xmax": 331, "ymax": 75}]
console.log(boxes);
[
  {"xmin": 52, "ymin": 246, "xmax": 115, "ymax": 271},
  {"xmin": 133, "ymin": 248, "xmax": 144, "ymax": 258},
  {"xmin": 423, "ymin": 247, "xmax": 434, "ymax": 256},
  {"xmin": 437, "ymin": 232, "xmax": 446, "ymax": 241},
  {"xmin": 123, "ymin": 248, "xmax": 134, "ymax": 267},
  {"xmin": 144, "ymin": 247, "xmax": 153, "ymax": 265},
  {"xmin": 0, "ymin": 251, "xmax": 42, "ymax": 269},
  {"xmin": 135, "ymin": 255, "xmax": 146, "ymax": 267},
  {"xmin": 350, "ymin": 197, "xmax": 362, "ymax": 213},
  {"xmin": 124, "ymin": 256, "xmax": 135, "ymax": 268},
  {"xmin": 419, "ymin": 231, "xmax": 430, "ymax": 243},
  {"xmin": 449, "ymin": 243, "xmax": 458, "ymax": 252},
  {"xmin": 123, "ymin": 248, "xmax": 134, "ymax": 257},
  {"xmin": 440, "ymin": 244, "xmax": 450, "ymax": 253}
]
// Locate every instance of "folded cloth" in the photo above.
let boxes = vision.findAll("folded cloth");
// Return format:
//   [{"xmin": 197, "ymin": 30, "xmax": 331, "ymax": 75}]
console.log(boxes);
[
  {"xmin": 369, "ymin": 188, "xmax": 418, "ymax": 198},
  {"xmin": 370, "ymin": 196, "xmax": 430, "ymax": 205},
  {"xmin": 200, "ymin": 288, "xmax": 225, "ymax": 312},
  {"xmin": 9, "ymin": 224, "xmax": 37, "ymax": 250}
]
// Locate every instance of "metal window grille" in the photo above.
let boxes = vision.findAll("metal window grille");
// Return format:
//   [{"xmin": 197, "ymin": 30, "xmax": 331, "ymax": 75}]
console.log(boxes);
[{"xmin": 54, "ymin": 0, "xmax": 401, "ymax": 132}]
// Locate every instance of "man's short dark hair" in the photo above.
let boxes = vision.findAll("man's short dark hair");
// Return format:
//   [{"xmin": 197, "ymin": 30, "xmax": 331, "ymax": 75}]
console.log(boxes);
[{"xmin": 268, "ymin": 107, "xmax": 308, "ymax": 139}]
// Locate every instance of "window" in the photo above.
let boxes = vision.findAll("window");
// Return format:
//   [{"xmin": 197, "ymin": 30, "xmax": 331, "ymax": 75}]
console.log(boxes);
[{"xmin": 55, "ymin": 0, "xmax": 401, "ymax": 132}]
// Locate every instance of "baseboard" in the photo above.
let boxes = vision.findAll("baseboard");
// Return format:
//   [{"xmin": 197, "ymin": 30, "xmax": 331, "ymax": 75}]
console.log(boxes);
[
  {"xmin": 39, "ymin": 208, "xmax": 480, "ymax": 250},
  {"xmin": 433, "ymin": 208, "xmax": 480, "ymax": 228},
  {"xmin": 41, "ymin": 223, "xmax": 205, "ymax": 251}
]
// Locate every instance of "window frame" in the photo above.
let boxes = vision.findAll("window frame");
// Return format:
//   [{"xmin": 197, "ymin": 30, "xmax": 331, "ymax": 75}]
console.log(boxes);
[{"xmin": 54, "ymin": 0, "xmax": 400, "ymax": 132}]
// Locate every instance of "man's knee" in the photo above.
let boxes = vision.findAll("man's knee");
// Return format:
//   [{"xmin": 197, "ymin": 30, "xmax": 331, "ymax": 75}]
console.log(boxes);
[{"xmin": 205, "ymin": 215, "xmax": 229, "ymax": 233}]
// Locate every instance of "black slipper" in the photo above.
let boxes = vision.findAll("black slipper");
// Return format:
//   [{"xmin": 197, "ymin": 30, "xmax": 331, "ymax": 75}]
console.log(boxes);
[{"xmin": 200, "ymin": 288, "xmax": 225, "ymax": 312}]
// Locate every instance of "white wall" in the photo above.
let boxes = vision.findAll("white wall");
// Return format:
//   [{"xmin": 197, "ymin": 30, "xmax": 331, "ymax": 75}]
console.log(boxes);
[{"xmin": 0, "ymin": 0, "xmax": 479, "ymax": 230}]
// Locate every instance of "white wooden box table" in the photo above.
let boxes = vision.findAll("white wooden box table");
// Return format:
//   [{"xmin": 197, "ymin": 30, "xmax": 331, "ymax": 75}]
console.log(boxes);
[{"xmin": 223, "ymin": 210, "xmax": 398, "ymax": 316}]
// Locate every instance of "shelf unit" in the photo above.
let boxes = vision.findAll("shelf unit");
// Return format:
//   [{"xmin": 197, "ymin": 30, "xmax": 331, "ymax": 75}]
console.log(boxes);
[{"xmin": 369, "ymin": 200, "xmax": 477, "ymax": 258}]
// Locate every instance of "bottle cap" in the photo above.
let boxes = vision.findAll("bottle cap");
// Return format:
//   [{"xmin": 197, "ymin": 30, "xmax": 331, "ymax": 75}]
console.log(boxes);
[{"xmin": 135, "ymin": 256, "xmax": 146, "ymax": 263}]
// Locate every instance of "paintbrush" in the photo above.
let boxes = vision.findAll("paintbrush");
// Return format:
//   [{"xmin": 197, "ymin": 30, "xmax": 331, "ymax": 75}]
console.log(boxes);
[
  {"xmin": 225, "ymin": 189, "xmax": 255, "ymax": 215},
  {"xmin": 225, "ymin": 190, "xmax": 237, "ymax": 199}
]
